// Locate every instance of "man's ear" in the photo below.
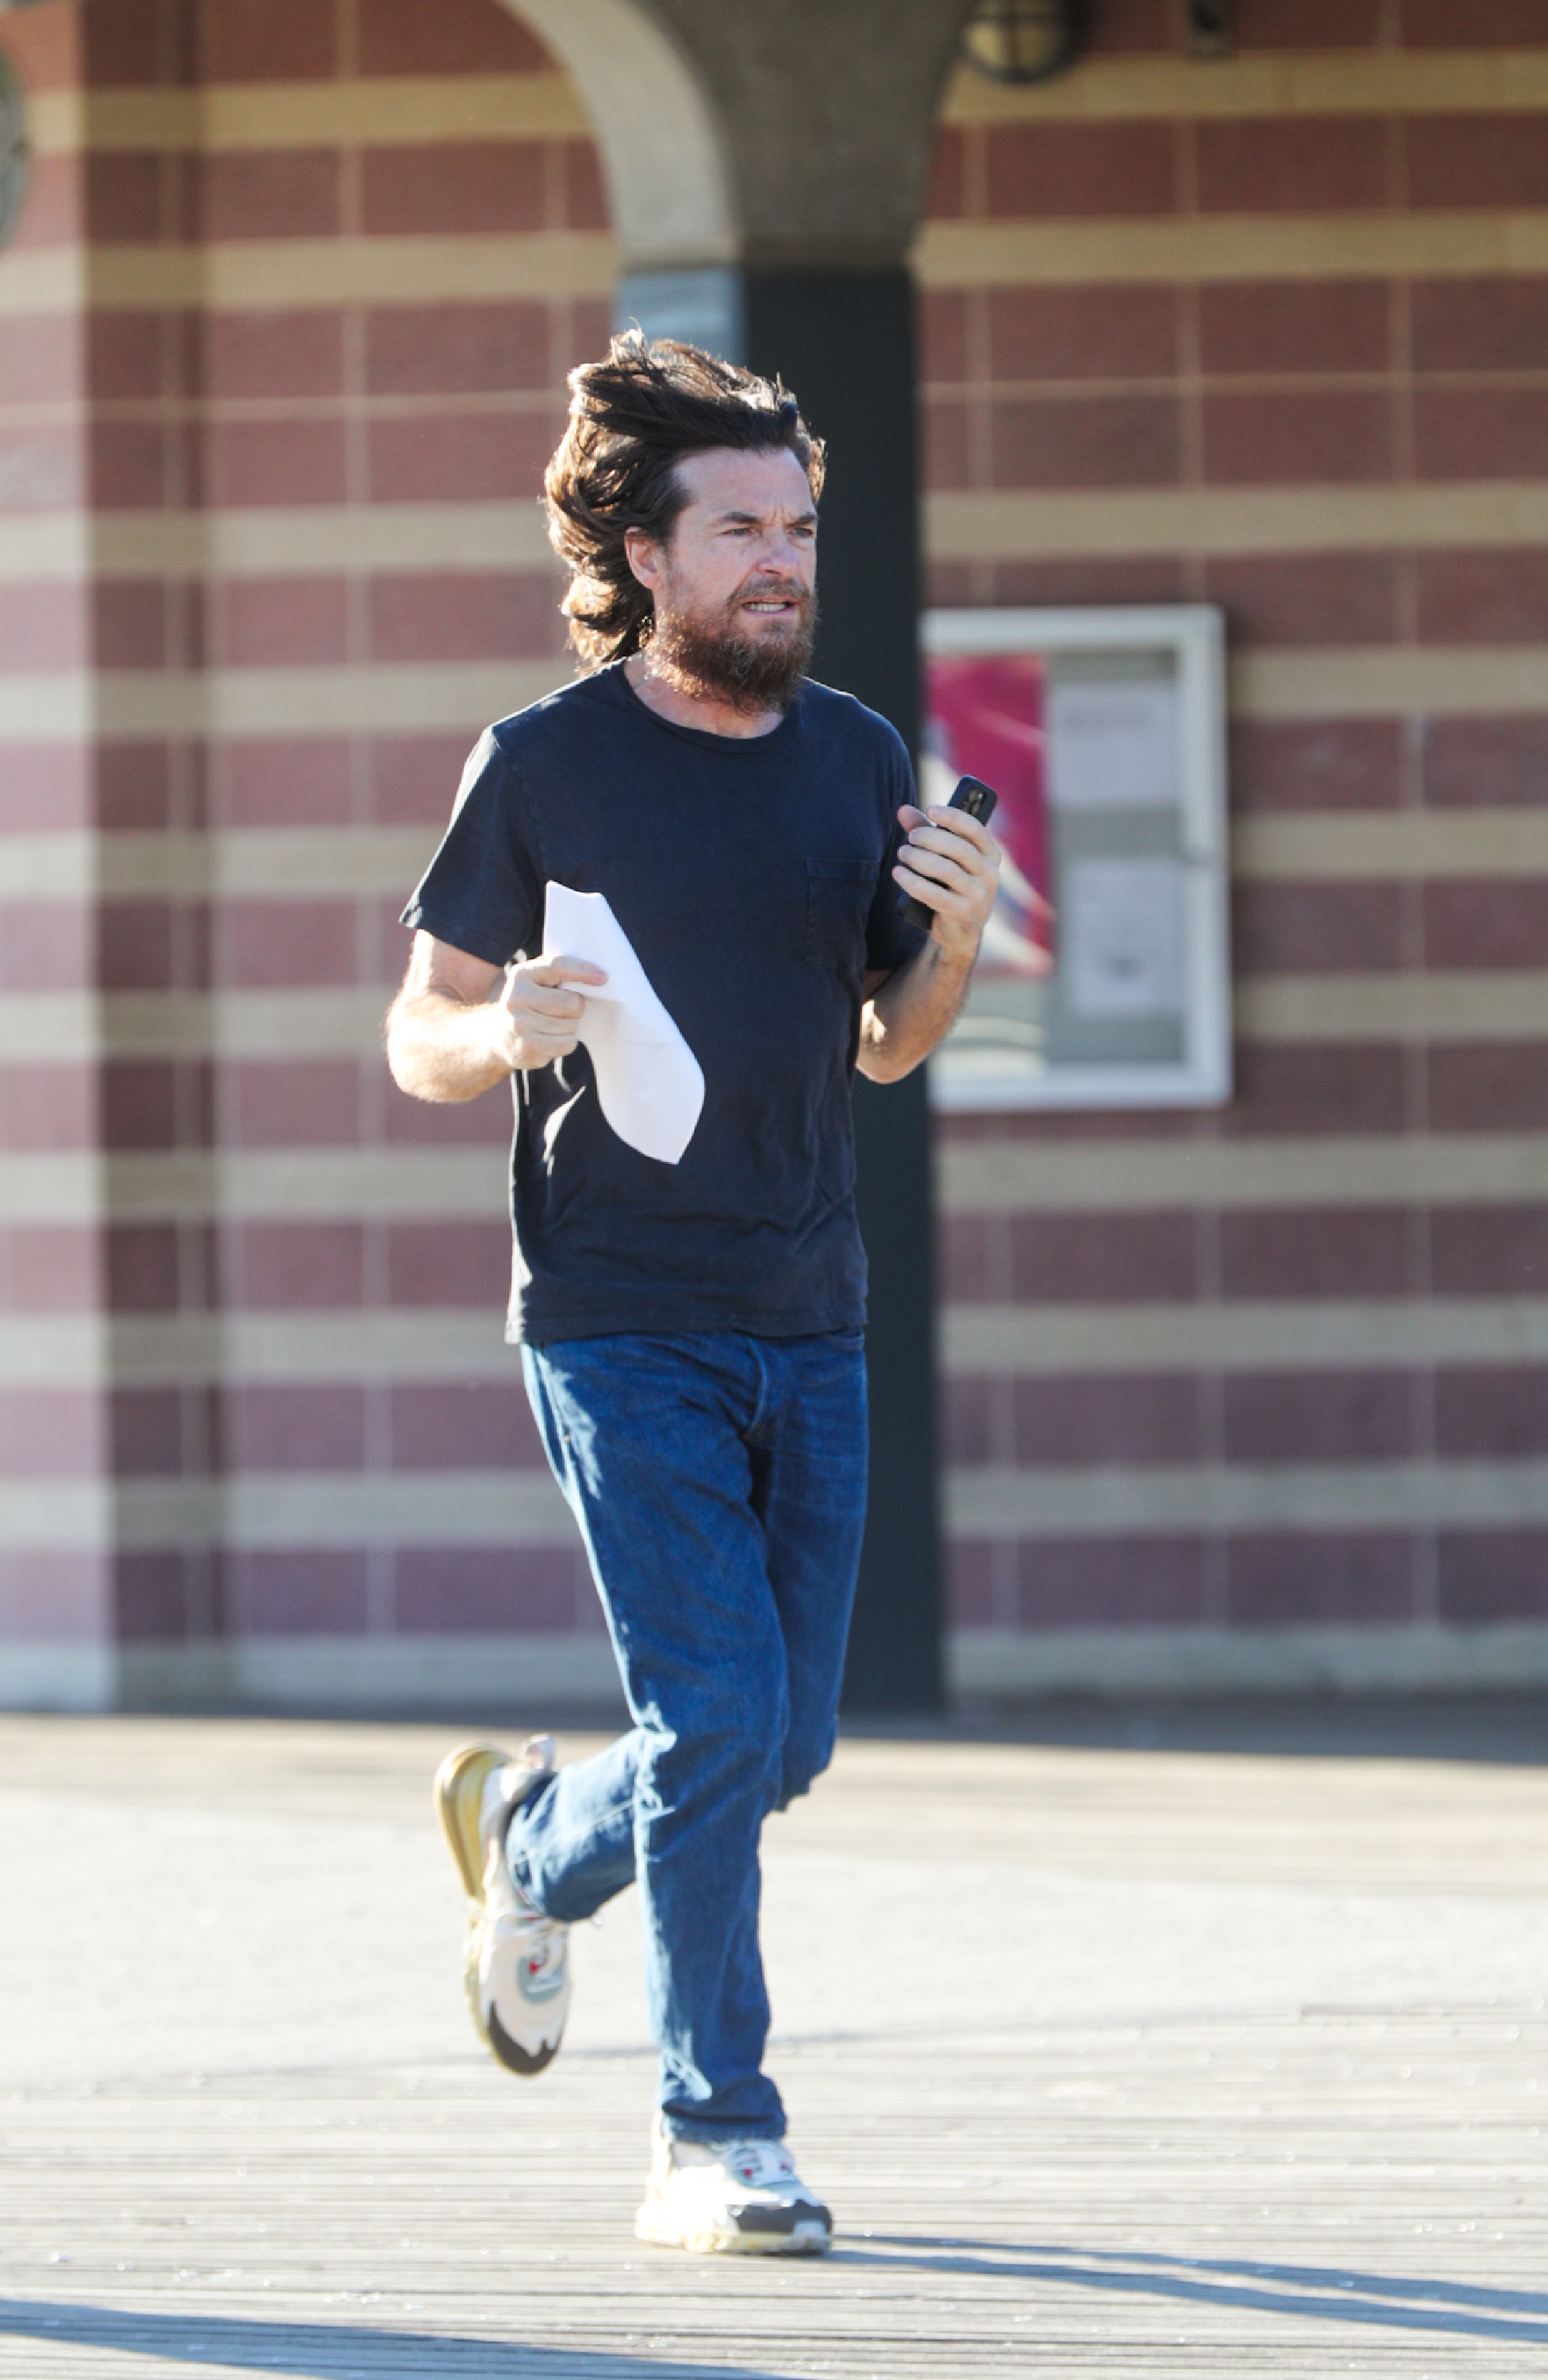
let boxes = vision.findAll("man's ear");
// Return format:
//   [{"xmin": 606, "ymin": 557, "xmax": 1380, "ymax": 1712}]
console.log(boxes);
[{"xmin": 624, "ymin": 527, "xmax": 661, "ymax": 592}]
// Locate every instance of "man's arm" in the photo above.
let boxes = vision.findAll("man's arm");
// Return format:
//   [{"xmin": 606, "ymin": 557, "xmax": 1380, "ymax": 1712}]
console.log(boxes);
[
  {"xmin": 856, "ymin": 801, "xmax": 1005, "ymax": 1084},
  {"xmin": 386, "ymin": 931, "xmax": 606, "ymax": 1104}
]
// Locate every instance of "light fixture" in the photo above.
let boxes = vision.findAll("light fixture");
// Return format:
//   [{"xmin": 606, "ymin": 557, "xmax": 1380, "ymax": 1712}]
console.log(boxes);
[
  {"xmin": 959, "ymin": 0, "xmax": 1085, "ymax": 88},
  {"xmin": 0, "ymin": 52, "xmax": 28, "ymax": 251}
]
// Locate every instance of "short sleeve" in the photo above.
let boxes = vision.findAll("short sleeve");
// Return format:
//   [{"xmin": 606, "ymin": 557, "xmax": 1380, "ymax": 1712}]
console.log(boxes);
[
  {"xmin": 862, "ymin": 732, "xmax": 930, "ymax": 977},
  {"xmin": 399, "ymin": 729, "xmax": 544, "ymax": 965}
]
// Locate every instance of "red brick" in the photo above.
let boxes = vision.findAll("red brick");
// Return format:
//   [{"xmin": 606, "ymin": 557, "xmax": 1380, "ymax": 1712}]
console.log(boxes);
[
  {"xmin": 924, "ymin": 396, "xmax": 970, "ymax": 490},
  {"xmin": 1233, "ymin": 881, "xmax": 1406, "ymax": 974},
  {"xmin": 224, "ymin": 1223, "xmax": 364, "ymax": 1309},
  {"xmin": 98, "ymin": 900, "xmax": 175, "ymax": 990},
  {"xmin": 1200, "ymin": 278, "xmax": 1389, "ymax": 376},
  {"xmin": 0, "ymin": 582, "xmax": 87, "ymax": 670},
  {"xmin": 93, "ymin": 578, "xmax": 166, "ymax": 667},
  {"xmin": 370, "ymin": 733, "xmax": 480, "ymax": 824},
  {"xmin": 1012, "ymin": 1372, "xmax": 1200, "ymax": 1464},
  {"xmin": 1198, "ymin": 118, "xmax": 1387, "ymax": 214},
  {"xmin": 1223, "ymin": 1042, "xmax": 1407, "ymax": 1137},
  {"xmin": 992, "ymin": 393, "xmax": 1180, "ymax": 488},
  {"xmin": 1435, "ymin": 1022, "xmax": 1548, "ymax": 1144},
  {"xmin": 1231, "ymin": 720, "xmax": 1404, "ymax": 814},
  {"xmin": 202, "ymin": 0, "xmax": 336, "ymax": 83},
  {"xmin": 920, "ymin": 289, "xmax": 967, "ymax": 384},
  {"xmin": 1424, "ymin": 880, "xmax": 1548, "ymax": 970},
  {"xmin": 943, "ymin": 1376, "xmax": 1001, "ymax": 1464},
  {"xmin": 102, "ymin": 1058, "xmax": 184, "ymax": 1150},
  {"xmin": 233, "ymin": 1551, "xmax": 370, "ymax": 1636},
  {"xmin": 0, "ymin": 1061, "xmax": 96, "ymax": 1150},
  {"xmin": 225, "ymin": 1384, "xmax": 365, "ymax": 1470},
  {"xmin": 1435, "ymin": 1365, "xmax": 1548, "ymax": 1457},
  {"xmin": 1423, "ymin": 717, "xmax": 1548, "ymax": 809},
  {"xmin": 95, "ymin": 743, "xmax": 171, "ymax": 831},
  {"xmin": 0, "ymin": 747, "xmax": 91, "ymax": 834},
  {"xmin": 1235, "ymin": 0, "xmax": 1383, "ymax": 43},
  {"xmin": 219, "ymin": 900, "xmax": 358, "ymax": 990},
  {"xmin": 0, "ymin": 1385, "xmax": 102, "ymax": 1475},
  {"xmin": 1202, "ymin": 391, "xmax": 1392, "ymax": 485},
  {"xmin": 1219, "ymin": 1207, "xmax": 1411, "ymax": 1298},
  {"xmin": 204, "ymin": 148, "xmax": 342, "ymax": 242},
  {"xmin": 202, "ymin": 309, "xmax": 344, "ymax": 399},
  {"xmin": 985, "ymin": 121, "xmax": 1176, "ymax": 218},
  {"xmin": 1431, "ymin": 1205, "xmax": 1548, "ymax": 1295},
  {"xmin": 223, "ymin": 739, "xmax": 354, "ymax": 828},
  {"xmin": 367, "ymin": 570, "xmax": 561, "ymax": 663},
  {"xmin": 367, "ymin": 410, "xmax": 555, "ymax": 503},
  {"xmin": 1415, "ymin": 390, "xmax": 1548, "ymax": 482},
  {"xmin": 225, "ymin": 1058, "xmax": 362, "ymax": 1148},
  {"xmin": 1408, "ymin": 115, "xmax": 1548, "ymax": 210},
  {"xmin": 0, "ymin": 904, "xmax": 90, "ymax": 993},
  {"xmin": 946, "ymin": 1538, "xmax": 997, "ymax": 1626},
  {"xmin": 393, "ymin": 1546, "xmax": 579, "ymax": 1633},
  {"xmin": 115, "ymin": 1553, "xmax": 198, "ymax": 1642},
  {"xmin": 89, "ymin": 419, "xmax": 167, "ymax": 509},
  {"xmin": 356, "ymin": 0, "xmax": 549, "ymax": 76},
  {"xmin": 360, "ymin": 143, "xmax": 547, "ymax": 236},
  {"xmin": 1403, "ymin": 0, "xmax": 1548, "ymax": 37},
  {"xmin": 0, "ymin": 312, "xmax": 79, "ymax": 405},
  {"xmin": 83, "ymin": 151, "xmax": 163, "ymax": 244},
  {"xmin": 1012, "ymin": 1536, "xmax": 1211, "ymax": 1629},
  {"xmin": 363, "ymin": 300, "xmax": 551, "ymax": 394},
  {"xmin": 1223, "ymin": 1369, "xmax": 1412, "ymax": 1462},
  {"xmin": 559, "ymin": 298, "xmax": 611, "ymax": 382},
  {"xmin": 389, "ymin": 1380, "xmax": 544, "ymax": 1469},
  {"xmin": 110, "ymin": 1387, "xmax": 190, "ymax": 1477},
  {"xmin": 82, "ymin": 0, "xmax": 171, "ymax": 87},
  {"xmin": 988, "ymin": 283, "xmax": 1177, "ymax": 382},
  {"xmin": 383, "ymin": 1079, "xmax": 512, "ymax": 1146},
  {"xmin": 989, "ymin": 557, "xmax": 1188, "ymax": 608},
  {"xmin": 562, "ymin": 140, "xmax": 608, "ymax": 232},
  {"xmin": 386, "ymin": 1219, "xmax": 509, "ymax": 1307},
  {"xmin": 209, "ymin": 418, "xmax": 348, "ymax": 506},
  {"xmin": 1412, "ymin": 276, "xmax": 1548, "ymax": 373},
  {"xmin": 1008, "ymin": 1211, "xmax": 1198, "ymax": 1302},
  {"xmin": 1204, "ymin": 551, "xmax": 1399, "ymax": 648},
  {"xmin": 11, "ymin": 150, "xmax": 83, "ymax": 248},
  {"xmin": 1086, "ymin": 0, "xmax": 1172, "ymax": 52},
  {"xmin": 85, "ymin": 311, "xmax": 159, "ymax": 401},
  {"xmin": 924, "ymin": 125, "xmax": 965, "ymax": 221},
  {"xmin": 106, "ymin": 1223, "xmax": 179, "ymax": 1312},
  {"xmin": 1, "ymin": 1225, "xmax": 98, "ymax": 1313},
  {"xmin": 1225, "ymin": 1533, "xmax": 1414, "ymax": 1625},
  {"xmin": 215, "ymin": 575, "xmax": 350, "ymax": 666},
  {"xmin": 1437, "ymin": 1530, "xmax": 1548, "ymax": 1623},
  {"xmin": 1415, "ymin": 549, "xmax": 1548, "ymax": 645}
]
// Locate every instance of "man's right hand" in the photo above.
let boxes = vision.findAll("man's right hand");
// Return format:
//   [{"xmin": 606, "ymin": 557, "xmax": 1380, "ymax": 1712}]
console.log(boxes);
[{"xmin": 492, "ymin": 954, "xmax": 609, "ymax": 1073}]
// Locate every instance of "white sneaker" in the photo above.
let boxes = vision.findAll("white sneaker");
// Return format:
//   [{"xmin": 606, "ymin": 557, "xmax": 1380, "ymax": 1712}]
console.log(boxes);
[
  {"xmin": 432, "ymin": 1736, "xmax": 570, "ymax": 2076},
  {"xmin": 635, "ymin": 2113, "xmax": 832, "ymax": 2255}
]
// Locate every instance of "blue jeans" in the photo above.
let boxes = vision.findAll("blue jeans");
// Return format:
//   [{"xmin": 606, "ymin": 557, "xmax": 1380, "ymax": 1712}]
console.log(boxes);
[{"xmin": 513, "ymin": 1330, "xmax": 868, "ymax": 2143}]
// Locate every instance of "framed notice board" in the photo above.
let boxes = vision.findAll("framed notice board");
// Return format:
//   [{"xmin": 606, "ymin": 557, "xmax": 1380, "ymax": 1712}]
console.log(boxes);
[{"xmin": 922, "ymin": 605, "xmax": 1231, "ymax": 1112}]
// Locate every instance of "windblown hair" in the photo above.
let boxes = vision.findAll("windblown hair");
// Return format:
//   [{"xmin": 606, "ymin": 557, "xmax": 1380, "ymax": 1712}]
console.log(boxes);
[{"xmin": 544, "ymin": 331, "xmax": 826, "ymax": 672}]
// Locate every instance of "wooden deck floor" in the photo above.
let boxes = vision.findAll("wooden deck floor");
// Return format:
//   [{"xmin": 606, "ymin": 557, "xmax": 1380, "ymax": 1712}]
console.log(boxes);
[{"xmin": 2, "ymin": 1706, "xmax": 1546, "ymax": 2376}]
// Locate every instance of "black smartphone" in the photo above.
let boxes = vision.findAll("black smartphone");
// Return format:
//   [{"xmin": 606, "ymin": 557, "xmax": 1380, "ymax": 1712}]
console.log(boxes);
[{"xmin": 897, "ymin": 774, "xmax": 999, "ymax": 931}]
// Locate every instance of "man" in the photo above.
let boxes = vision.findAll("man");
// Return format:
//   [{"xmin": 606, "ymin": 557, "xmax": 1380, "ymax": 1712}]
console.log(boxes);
[{"xmin": 386, "ymin": 333, "xmax": 998, "ymax": 2255}]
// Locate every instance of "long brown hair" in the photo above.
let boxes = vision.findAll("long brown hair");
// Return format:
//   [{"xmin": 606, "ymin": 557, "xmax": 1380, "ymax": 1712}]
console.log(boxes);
[{"xmin": 544, "ymin": 331, "xmax": 825, "ymax": 673}]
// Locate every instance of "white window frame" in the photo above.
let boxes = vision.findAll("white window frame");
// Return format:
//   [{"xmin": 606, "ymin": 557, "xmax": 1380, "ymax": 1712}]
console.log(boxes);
[{"xmin": 922, "ymin": 602, "xmax": 1232, "ymax": 1112}]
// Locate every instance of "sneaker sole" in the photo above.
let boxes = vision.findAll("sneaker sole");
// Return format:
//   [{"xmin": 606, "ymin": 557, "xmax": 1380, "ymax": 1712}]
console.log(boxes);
[
  {"xmin": 634, "ymin": 2207, "xmax": 832, "ymax": 2258},
  {"xmin": 432, "ymin": 1741, "xmax": 509, "ymax": 1900}
]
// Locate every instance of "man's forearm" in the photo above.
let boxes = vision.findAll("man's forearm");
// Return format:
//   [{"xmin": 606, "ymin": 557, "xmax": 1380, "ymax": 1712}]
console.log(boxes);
[
  {"xmin": 386, "ymin": 987, "xmax": 512, "ymax": 1104},
  {"xmin": 855, "ymin": 938, "xmax": 975, "ymax": 1084}
]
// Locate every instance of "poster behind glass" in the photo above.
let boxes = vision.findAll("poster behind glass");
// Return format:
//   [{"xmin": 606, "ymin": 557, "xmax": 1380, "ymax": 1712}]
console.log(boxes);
[{"xmin": 923, "ymin": 607, "xmax": 1230, "ymax": 1112}]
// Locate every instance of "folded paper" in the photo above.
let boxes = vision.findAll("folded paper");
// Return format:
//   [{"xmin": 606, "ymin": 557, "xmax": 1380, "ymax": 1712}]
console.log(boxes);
[{"xmin": 538, "ymin": 882, "xmax": 705, "ymax": 1165}]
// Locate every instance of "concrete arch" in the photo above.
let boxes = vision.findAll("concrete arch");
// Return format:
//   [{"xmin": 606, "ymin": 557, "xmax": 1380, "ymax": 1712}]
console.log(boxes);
[{"xmin": 502, "ymin": 0, "xmax": 735, "ymax": 269}]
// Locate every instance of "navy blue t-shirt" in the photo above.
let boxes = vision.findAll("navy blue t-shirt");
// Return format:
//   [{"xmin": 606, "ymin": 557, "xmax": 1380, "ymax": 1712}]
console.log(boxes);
[{"xmin": 401, "ymin": 662, "xmax": 926, "ymax": 1345}]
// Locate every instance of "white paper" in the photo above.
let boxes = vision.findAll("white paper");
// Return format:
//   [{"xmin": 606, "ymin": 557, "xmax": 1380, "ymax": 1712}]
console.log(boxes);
[
  {"xmin": 538, "ymin": 883, "xmax": 705, "ymax": 1165},
  {"xmin": 1064, "ymin": 858, "xmax": 1185, "ymax": 1019},
  {"xmin": 1047, "ymin": 678, "xmax": 1180, "ymax": 811}
]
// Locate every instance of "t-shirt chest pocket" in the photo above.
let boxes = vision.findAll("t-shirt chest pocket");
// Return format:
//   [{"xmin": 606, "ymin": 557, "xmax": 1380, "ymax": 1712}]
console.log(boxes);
[{"xmin": 805, "ymin": 858, "xmax": 875, "ymax": 971}]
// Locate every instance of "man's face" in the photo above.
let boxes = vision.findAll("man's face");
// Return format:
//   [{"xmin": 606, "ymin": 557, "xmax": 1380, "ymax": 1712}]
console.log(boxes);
[{"xmin": 625, "ymin": 445, "xmax": 818, "ymax": 712}]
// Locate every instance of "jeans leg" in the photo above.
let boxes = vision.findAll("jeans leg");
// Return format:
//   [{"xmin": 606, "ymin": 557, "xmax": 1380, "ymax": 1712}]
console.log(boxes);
[{"xmin": 521, "ymin": 1334, "xmax": 790, "ymax": 2142}]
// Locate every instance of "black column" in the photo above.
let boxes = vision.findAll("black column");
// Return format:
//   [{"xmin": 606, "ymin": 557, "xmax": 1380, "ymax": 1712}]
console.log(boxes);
[{"xmin": 743, "ymin": 267, "xmax": 943, "ymax": 1714}]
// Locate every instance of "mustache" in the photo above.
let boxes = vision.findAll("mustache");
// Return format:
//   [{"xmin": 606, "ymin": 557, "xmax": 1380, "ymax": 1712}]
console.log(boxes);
[{"xmin": 728, "ymin": 576, "xmax": 813, "ymax": 610}]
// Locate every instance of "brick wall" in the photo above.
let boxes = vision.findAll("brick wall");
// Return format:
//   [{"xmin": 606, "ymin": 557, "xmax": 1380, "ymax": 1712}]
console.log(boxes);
[{"xmin": 922, "ymin": 0, "xmax": 1548, "ymax": 1690}]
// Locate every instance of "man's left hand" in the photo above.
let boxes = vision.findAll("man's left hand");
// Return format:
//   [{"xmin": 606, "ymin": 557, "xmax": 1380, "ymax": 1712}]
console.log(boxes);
[{"xmin": 892, "ymin": 801, "xmax": 1001, "ymax": 964}]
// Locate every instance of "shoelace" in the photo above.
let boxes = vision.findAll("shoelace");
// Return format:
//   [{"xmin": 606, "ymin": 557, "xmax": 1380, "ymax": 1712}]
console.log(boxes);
[{"xmin": 717, "ymin": 2140, "xmax": 797, "ymax": 2191}]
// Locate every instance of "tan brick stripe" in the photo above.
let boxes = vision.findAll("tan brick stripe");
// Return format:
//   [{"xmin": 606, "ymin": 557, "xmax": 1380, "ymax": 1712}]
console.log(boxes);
[
  {"xmin": 915, "ymin": 215, "xmax": 1548, "ymax": 289},
  {"xmin": 26, "ymin": 75, "xmax": 591, "ymax": 155},
  {"xmin": 945, "ymin": 1461, "xmax": 1548, "ymax": 1537},
  {"xmin": 940, "ymin": 52, "xmax": 1548, "ymax": 125},
  {"xmin": 944, "ymin": 1298, "xmax": 1548, "ymax": 1375},
  {"xmin": 0, "ymin": 235, "xmax": 619, "ymax": 313},
  {"xmin": 925, "ymin": 486, "xmax": 1548, "ymax": 564}
]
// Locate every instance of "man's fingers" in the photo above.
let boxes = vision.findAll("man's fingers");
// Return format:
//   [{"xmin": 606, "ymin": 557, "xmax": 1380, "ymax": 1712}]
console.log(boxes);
[
  {"xmin": 525, "ymin": 952, "xmax": 609, "ymax": 988},
  {"xmin": 897, "ymin": 800, "xmax": 997, "ymax": 858},
  {"xmin": 515, "ymin": 983, "xmax": 588, "ymax": 1021}
]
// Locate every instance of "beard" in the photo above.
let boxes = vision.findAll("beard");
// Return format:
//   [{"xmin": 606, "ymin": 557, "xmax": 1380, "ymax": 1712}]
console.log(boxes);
[{"xmin": 647, "ymin": 578, "xmax": 818, "ymax": 716}]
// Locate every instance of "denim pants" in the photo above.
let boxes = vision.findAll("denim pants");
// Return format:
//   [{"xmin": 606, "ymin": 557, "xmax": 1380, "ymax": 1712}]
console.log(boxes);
[{"xmin": 513, "ymin": 1330, "xmax": 868, "ymax": 2143}]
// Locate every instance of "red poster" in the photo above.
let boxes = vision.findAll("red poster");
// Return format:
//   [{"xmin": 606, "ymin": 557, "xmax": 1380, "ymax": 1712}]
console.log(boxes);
[{"xmin": 924, "ymin": 654, "xmax": 1053, "ymax": 975}]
